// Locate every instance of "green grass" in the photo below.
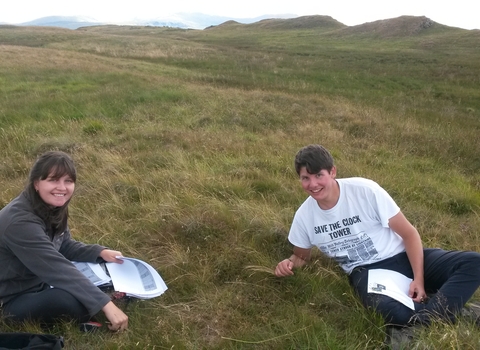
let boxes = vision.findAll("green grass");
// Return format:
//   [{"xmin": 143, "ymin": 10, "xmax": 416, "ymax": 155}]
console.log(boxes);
[{"xmin": 1, "ymin": 17, "xmax": 480, "ymax": 349}]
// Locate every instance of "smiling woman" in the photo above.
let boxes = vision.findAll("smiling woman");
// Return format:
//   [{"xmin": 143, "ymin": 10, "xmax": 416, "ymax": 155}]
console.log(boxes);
[
  {"xmin": 35, "ymin": 174, "xmax": 74, "ymax": 207},
  {"xmin": 0, "ymin": 151, "xmax": 128, "ymax": 332}
]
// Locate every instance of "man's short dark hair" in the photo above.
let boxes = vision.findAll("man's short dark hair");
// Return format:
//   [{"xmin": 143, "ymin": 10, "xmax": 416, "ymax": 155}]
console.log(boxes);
[{"xmin": 294, "ymin": 144, "xmax": 334, "ymax": 175}]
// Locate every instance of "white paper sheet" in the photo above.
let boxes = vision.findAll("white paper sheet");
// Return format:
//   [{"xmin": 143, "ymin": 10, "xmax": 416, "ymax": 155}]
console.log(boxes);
[
  {"xmin": 106, "ymin": 257, "xmax": 168, "ymax": 299},
  {"xmin": 74, "ymin": 257, "xmax": 168, "ymax": 299},
  {"xmin": 73, "ymin": 261, "xmax": 111, "ymax": 286},
  {"xmin": 367, "ymin": 269, "xmax": 415, "ymax": 310}
]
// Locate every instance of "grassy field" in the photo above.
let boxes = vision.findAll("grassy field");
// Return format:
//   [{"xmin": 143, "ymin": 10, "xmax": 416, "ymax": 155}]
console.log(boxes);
[{"xmin": 1, "ymin": 15, "xmax": 480, "ymax": 349}]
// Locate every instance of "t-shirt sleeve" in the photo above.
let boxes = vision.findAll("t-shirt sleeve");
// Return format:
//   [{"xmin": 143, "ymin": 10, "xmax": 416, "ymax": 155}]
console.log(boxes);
[
  {"xmin": 287, "ymin": 209, "xmax": 314, "ymax": 249},
  {"xmin": 372, "ymin": 185, "xmax": 400, "ymax": 227}
]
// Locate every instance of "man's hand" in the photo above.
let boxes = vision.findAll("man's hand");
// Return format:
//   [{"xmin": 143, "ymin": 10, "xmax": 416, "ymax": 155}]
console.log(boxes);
[
  {"xmin": 100, "ymin": 249, "xmax": 124, "ymax": 264},
  {"xmin": 275, "ymin": 258, "xmax": 294, "ymax": 277},
  {"xmin": 275, "ymin": 248, "xmax": 311, "ymax": 277},
  {"xmin": 409, "ymin": 279, "xmax": 427, "ymax": 303}
]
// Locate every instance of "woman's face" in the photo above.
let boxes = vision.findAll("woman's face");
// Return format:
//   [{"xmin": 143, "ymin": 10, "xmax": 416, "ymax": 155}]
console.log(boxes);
[{"xmin": 34, "ymin": 173, "xmax": 75, "ymax": 207}]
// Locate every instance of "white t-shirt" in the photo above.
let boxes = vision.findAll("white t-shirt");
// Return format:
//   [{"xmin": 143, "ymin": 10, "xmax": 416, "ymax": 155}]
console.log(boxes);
[{"xmin": 288, "ymin": 177, "xmax": 405, "ymax": 274}]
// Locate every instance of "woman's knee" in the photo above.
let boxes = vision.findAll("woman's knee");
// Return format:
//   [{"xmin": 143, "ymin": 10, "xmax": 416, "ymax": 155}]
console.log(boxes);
[
  {"xmin": 4, "ymin": 289, "xmax": 89, "ymax": 323},
  {"xmin": 43, "ymin": 289, "xmax": 88, "ymax": 313}
]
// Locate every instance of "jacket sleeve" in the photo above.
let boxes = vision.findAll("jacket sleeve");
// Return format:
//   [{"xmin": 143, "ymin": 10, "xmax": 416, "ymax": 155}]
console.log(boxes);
[
  {"xmin": 3, "ymin": 219, "xmax": 111, "ymax": 316},
  {"xmin": 57, "ymin": 228, "xmax": 106, "ymax": 263}
]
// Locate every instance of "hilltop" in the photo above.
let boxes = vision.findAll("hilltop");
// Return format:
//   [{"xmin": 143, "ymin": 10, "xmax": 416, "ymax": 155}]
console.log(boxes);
[
  {"xmin": 206, "ymin": 15, "xmax": 470, "ymax": 38},
  {"xmin": 231, "ymin": 15, "xmax": 345, "ymax": 30},
  {"xmin": 334, "ymin": 15, "xmax": 455, "ymax": 38},
  {"xmin": 5, "ymin": 13, "xmax": 478, "ymax": 33}
]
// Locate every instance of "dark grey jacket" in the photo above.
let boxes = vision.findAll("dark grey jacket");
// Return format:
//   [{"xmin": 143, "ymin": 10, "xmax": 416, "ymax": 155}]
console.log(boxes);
[{"xmin": 0, "ymin": 192, "xmax": 111, "ymax": 316}]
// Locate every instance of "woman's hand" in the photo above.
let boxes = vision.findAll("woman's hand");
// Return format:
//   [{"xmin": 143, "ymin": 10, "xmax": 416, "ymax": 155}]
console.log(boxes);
[
  {"xmin": 102, "ymin": 301, "xmax": 128, "ymax": 332},
  {"xmin": 100, "ymin": 249, "xmax": 124, "ymax": 264}
]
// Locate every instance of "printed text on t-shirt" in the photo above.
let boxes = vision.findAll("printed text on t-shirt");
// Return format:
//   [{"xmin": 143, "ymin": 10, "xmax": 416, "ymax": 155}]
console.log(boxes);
[{"xmin": 314, "ymin": 215, "xmax": 362, "ymax": 239}]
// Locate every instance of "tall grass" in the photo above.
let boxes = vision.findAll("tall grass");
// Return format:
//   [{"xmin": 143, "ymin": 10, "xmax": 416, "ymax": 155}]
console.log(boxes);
[{"xmin": 0, "ymin": 21, "xmax": 479, "ymax": 348}]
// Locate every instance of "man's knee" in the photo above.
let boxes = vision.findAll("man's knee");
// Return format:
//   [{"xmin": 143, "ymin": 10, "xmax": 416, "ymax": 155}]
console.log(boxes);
[
  {"xmin": 366, "ymin": 294, "xmax": 414, "ymax": 326},
  {"xmin": 460, "ymin": 251, "xmax": 480, "ymax": 276}
]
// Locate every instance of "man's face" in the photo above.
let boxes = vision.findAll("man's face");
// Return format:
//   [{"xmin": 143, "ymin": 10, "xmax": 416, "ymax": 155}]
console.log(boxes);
[{"xmin": 299, "ymin": 166, "xmax": 337, "ymax": 203}]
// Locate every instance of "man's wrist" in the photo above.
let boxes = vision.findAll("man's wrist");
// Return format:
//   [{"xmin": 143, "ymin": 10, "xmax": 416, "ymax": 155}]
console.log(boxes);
[{"xmin": 289, "ymin": 254, "xmax": 309, "ymax": 268}]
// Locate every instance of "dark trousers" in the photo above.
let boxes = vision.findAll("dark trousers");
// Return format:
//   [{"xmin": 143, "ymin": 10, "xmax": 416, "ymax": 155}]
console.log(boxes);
[
  {"xmin": 349, "ymin": 248, "xmax": 480, "ymax": 326},
  {"xmin": 2, "ymin": 287, "xmax": 90, "ymax": 325}
]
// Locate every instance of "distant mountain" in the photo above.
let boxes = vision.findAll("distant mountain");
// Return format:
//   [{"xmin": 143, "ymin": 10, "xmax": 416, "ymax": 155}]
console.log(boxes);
[
  {"xmin": 221, "ymin": 15, "xmax": 346, "ymax": 31},
  {"xmin": 20, "ymin": 16, "xmax": 103, "ymax": 30},
  {"xmin": 13, "ymin": 14, "xmax": 472, "ymax": 33},
  {"xmin": 17, "ymin": 13, "xmax": 297, "ymax": 30},
  {"xmin": 335, "ymin": 15, "xmax": 446, "ymax": 38}
]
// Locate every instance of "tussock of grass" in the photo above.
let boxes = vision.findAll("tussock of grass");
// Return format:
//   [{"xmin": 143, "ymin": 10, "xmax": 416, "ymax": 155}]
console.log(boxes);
[{"xmin": 1, "ymin": 22, "xmax": 480, "ymax": 348}]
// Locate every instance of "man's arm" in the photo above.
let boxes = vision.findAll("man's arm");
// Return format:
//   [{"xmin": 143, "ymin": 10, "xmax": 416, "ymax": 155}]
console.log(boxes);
[
  {"xmin": 275, "ymin": 246, "xmax": 312, "ymax": 277},
  {"xmin": 388, "ymin": 211, "xmax": 426, "ymax": 303}
]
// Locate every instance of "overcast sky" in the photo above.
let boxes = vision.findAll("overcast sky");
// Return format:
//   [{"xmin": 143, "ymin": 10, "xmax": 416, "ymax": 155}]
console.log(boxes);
[{"xmin": 1, "ymin": 0, "xmax": 478, "ymax": 30}]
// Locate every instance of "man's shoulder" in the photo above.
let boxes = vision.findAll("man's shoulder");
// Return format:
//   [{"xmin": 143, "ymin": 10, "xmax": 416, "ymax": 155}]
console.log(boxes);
[
  {"xmin": 338, "ymin": 177, "xmax": 381, "ymax": 190},
  {"xmin": 293, "ymin": 196, "xmax": 317, "ymax": 216}
]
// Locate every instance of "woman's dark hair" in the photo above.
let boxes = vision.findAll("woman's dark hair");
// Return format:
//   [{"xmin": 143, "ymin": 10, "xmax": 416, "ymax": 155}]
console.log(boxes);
[
  {"xmin": 294, "ymin": 144, "xmax": 334, "ymax": 175},
  {"xmin": 24, "ymin": 151, "xmax": 77, "ymax": 237}
]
